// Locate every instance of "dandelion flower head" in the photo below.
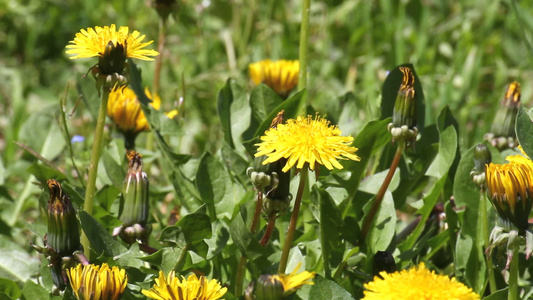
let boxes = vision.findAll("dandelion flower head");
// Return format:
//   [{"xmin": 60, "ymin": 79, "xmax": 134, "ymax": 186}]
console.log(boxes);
[
  {"xmin": 67, "ymin": 263, "xmax": 127, "ymax": 300},
  {"xmin": 66, "ymin": 24, "xmax": 159, "ymax": 61},
  {"xmin": 255, "ymin": 115, "xmax": 360, "ymax": 172},
  {"xmin": 142, "ymin": 271, "xmax": 227, "ymax": 300},
  {"xmin": 362, "ymin": 263, "xmax": 479, "ymax": 300},
  {"xmin": 249, "ymin": 59, "xmax": 299, "ymax": 98}
]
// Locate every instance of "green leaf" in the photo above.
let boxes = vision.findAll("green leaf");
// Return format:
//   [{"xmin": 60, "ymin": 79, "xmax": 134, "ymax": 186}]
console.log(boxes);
[
  {"xmin": 331, "ymin": 118, "xmax": 391, "ymax": 198},
  {"xmin": 425, "ymin": 125, "xmax": 457, "ymax": 178},
  {"xmin": 195, "ymin": 152, "xmax": 235, "ymax": 220},
  {"xmin": 314, "ymin": 186, "xmax": 344, "ymax": 278},
  {"xmin": 242, "ymin": 84, "xmax": 284, "ymax": 143},
  {"xmin": 308, "ymin": 275, "xmax": 355, "ymax": 300},
  {"xmin": 26, "ymin": 163, "xmax": 67, "ymax": 182},
  {"xmin": 368, "ymin": 192, "xmax": 396, "ymax": 253},
  {"xmin": 0, "ymin": 278, "xmax": 21, "ymax": 300},
  {"xmin": 0, "ymin": 237, "xmax": 39, "ymax": 283},
  {"xmin": 220, "ymin": 142, "xmax": 253, "ymax": 190},
  {"xmin": 380, "ymin": 64, "xmax": 425, "ymax": 131},
  {"xmin": 482, "ymin": 288, "xmax": 508, "ymax": 300},
  {"xmin": 516, "ymin": 105, "xmax": 533, "ymax": 159},
  {"xmin": 102, "ymin": 147, "xmax": 125, "ymax": 190},
  {"xmin": 161, "ymin": 206, "xmax": 212, "ymax": 258},
  {"xmin": 79, "ymin": 210, "xmax": 127, "ymax": 257},
  {"xmin": 22, "ymin": 279, "xmax": 48, "ymax": 300},
  {"xmin": 229, "ymin": 212, "xmax": 273, "ymax": 266},
  {"xmin": 216, "ymin": 78, "xmax": 250, "ymax": 149}
]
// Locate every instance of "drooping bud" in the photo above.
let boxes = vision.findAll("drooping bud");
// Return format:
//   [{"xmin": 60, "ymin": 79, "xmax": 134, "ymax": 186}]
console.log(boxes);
[
  {"xmin": 255, "ymin": 275, "xmax": 285, "ymax": 300},
  {"xmin": 470, "ymin": 144, "xmax": 492, "ymax": 189},
  {"xmin": 484, "ymin": 82, "xmax": 521, "ymax": 150},
  {"xmin": 387, "ymin": 66, "xmax": 418, "ymax": 146},
  {"xmin": 118, "ymin": 150, "xmax": 152, "ymax": 244}
]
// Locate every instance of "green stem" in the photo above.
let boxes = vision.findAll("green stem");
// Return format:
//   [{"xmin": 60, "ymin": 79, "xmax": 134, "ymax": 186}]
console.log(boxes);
[
  {"xmin": 60, "ymin": 86, "xmax": 85, "ymax": 188},
  {"xmin": 479, "ymin": 189, "xmax": 497, "ymax": 293},
  {"xmin": 81, "ymin": 88, "xmax": 110, "ymax": 258},
  {"xmin": 259, "ymin": 213, "xmax": 277, "ymax": 247},
  {"xmin": 508, "ymin": 245, "xmax": 519, "ymax": 300},
  {"xmin": 278, "ymin": 167, "xmax": 308, "ymax": 274},
  {"xmin": 235, "ymin": 191, "xmax": 264, "ymax": 296},
  {"xmin": 361, "ymin": 142, "xmax": 404, "ymax": 241},
  {"xmin": 298, "ymin": 0, "xmax": 310, "ymax": 91}
]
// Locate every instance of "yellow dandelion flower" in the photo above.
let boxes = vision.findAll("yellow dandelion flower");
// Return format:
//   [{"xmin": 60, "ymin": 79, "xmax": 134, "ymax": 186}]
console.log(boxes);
[
  {"xmin": 107, "ymin": 86, "xmax": 177, "ymax": 134},
  {"xmin": 255, "ymin": 115, "xmax": 360, "ymax": 172},
  {"xmin": 278, "ymin": 263, "xmax": 315, "ymax": 295},
  {"xmin": 66, "ymin": 24, "xmax": 158, "ymax": 61},
  {"xmin": 67, "ymin": 263, "xmax": 127, "ymax": 300},
  {"xmin": 362, "ymin": 263, "xmax": 480, "ymax": 300},
  {"xmin": 249, "ymin": 60, "xmax": 299, "ymax": 98},
  {"xmin": 142, "ymin": 271, "xmax": 227, "ymax": 300},
  {"xmin": 485, "ymin": 148, "xmax": 533, "ymax": 231}
]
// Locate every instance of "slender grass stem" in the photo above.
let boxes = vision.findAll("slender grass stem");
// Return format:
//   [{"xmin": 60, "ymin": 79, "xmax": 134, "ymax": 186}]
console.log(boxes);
[
  {"xmin": 298, "ymin": 0, "xmax": 310, "ymax": 91},
  {"xmin": 81, "ymin": 88, "xmax": 110, "ymax": 258},
  {"xmin": 361, "ymin": 142, "xmax": 404, "ymax": 241},
  {"xmin": 278, "ymin": 167, "xmax": 308, "ymax": 274},
  {"xmin": 479, "ymin": 189, "xmax": 497, "ymax": 293},
  {"xmin": 152, "ymin": 18, "xmax": 166, "ymax": 97}
]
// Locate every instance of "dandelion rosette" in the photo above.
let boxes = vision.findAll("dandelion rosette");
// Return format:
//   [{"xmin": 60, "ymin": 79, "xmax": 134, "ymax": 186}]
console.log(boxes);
[
  {"xmin": 362, "ymin": 263, "xmax": 480, "ymax": 300},
  {"xmin": 67, "ymin": 263, "xmax": 127, "ymax": 300},
  {"xmin": 249, "ymin": 60, "xmax": 299, "ymax": 98},
  {"xmin": 142, "ymin": 271, "xmax": 227, "ymax": 300},
  {"xmin": 255, "ymin": 115, "xmax": 360, "ymax": 172}
]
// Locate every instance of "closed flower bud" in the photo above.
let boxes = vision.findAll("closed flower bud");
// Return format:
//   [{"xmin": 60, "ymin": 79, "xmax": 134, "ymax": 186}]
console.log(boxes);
[
  {"xmin": 372, "ymin": 251, "xmax": 396, "ymax": 278},
  {"xmin": 263, "ymin": 158, "xmax": 292, "ymax": 217},
  {"xmin": 388, "ymin": 66, "xmax": 418, "ymax": 146},
  {"xmin": 485, "ymin": 82, "xmax": 521, "ymax": 150},
  {"xmin": 47, "ymin": 180, "xmax": 81, "ymax": 256},
  {"xmin": 99, "ymin": 41, "xmax": 128, "ymax": 75},
  {"xmin": 486, "ymin": 154, "xmax": 533, "ymax": 233},
  {"xmin": 255, "ymin": 275, "xmax": 285, "ymax": 300},
  {"xmin": 119, "ymin": 151, "xmax": 152, "ymax": 244},
  {"xmin": 151, "ymin": 0, "xmax": 179, "ymax": 20}
]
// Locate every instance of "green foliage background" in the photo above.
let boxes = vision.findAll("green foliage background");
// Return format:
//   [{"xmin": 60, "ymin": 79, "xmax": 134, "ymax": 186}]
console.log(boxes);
[{"xmin": 2, "ymin": 0, "xmax": 533, "ymax": 299}]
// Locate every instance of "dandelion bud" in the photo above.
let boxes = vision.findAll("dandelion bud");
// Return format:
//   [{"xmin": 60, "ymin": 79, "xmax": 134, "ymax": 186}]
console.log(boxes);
[
  {"xmin": 388, "ymin": 66, "xmax": 418, "ymax": 146},
  {"xmin": 486, "ymin": 159, "xmax": 533, "ymax": 233},
  {"xmin": 255, "ymin": 275, "xmax": 285, "ymax": 300},
  {"xmin": 119, "ymin": 151, "xmax": 152, "ymax": 244},
  {"xmin": 372, "ymin": 251, "xmax": 396, "ymax": 278},
  {"xmin": 470, "ymin": 144, "xmax": 492, "ymax": 189},
  {"xmin": 249, "ymin": 60, "xmax": 299, "ymax": 99},
  {"xmin": 47, "ymin": 180, "xmax": 81, "ymax": 257},
  {"xmin": 485, "ymin": 82, "xmax": 521, "ymax": 150},
  {"xmin": 99, "ymin": 41, "xmax": 128, "ymax": 75},
  {"xmin": 151, "ymin": 0, "xmax": 178, "ymax": 20},
  {"xmin": 263, "ymin": 158, "xmax": 292, "ymax": 217}
]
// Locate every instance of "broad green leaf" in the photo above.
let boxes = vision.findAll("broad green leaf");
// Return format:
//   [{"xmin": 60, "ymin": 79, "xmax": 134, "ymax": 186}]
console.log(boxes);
[
  {"xmin": 0, "ymin": 278, "xmax": 21, "ymax": 299},
  {"xmin": 195, "ymin": 152, "xmax": 235, "ymax": 220},
  {"xmin": 216, "ymin": 78, "xmax": 250, "ymax": 150},
  {"xmin": 22, "ymin": 279, "xmax": 48, "ymax": 300},
  {"xmin": 368, "ymin": 192, "xmax": 396, "ymax": 253},
  {"xmin": 102, "ymin": 146, "xmax": 125, "ymax": 190},
  {"xmin": 483, "ymin": 288, "xmax": 508, "ymax": 300},
  {"xmin": 425, "ymin": 125, "xmax": 457, "ymax": 178},
  {"xmin": 229, "ymin": 212, "xmax": 273, "ymax": 266},
  {"xmin": 0, "ymin": 247, "xmax": 39, "ymax": 283},
  {"xmin": 79, "ymin": 210, "xmax": 127, "ymax": 257},
  {"xmin": 171, "ymin": 168, "xmax": 201, "ymax": 212},
  {"xmin": 380, "ymin": 64, "xmax": 425, "ymax": 132},
  {"xmin": 220, "ymin": 142, "xmax": 252, "ymax": 189},
  {"xmin": 314, "ymin": 187, "xmax": 343, "ymax": 278},
  {"xmin": 26, "ymin": 162, "xmax": 67, "ymax": 182},
  {"xmin": 242, "ymin": 83, "xmax": 284, "ymax": 143},
  {"xmin": 308, "ymin": 275, "xmax": 355, "ymax": 300},
  {"xmin": 516, "ymin": 105, "xmax": 533, "ymax": 159}
]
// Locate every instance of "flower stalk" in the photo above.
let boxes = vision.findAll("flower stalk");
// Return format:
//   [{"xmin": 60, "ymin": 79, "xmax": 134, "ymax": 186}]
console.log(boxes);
[
  {"xmin": 278, "ymin": 167, "xmax": 308, "ymax": 274},
  {"xmin": 298, "ymin": 0, "xmax": 310, "ymax": 91},
  {"xmin": 362, "ymin": 141, "xmax": 404, "ymax": 241},
  {"xmin": 81, "ymin": 88, "xmax": 110, "ymax": 258},
  {"xmin": 508, "ymin": 244, "xmax": 519, "ymax": 300}
]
